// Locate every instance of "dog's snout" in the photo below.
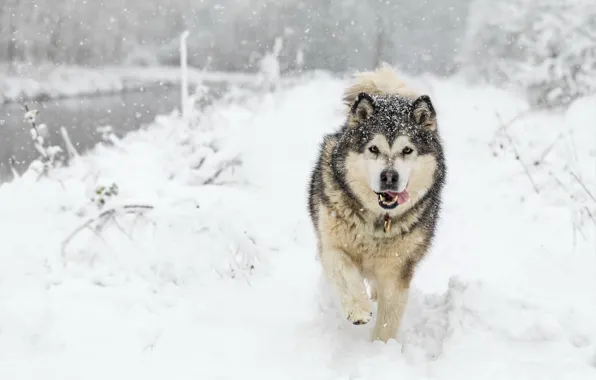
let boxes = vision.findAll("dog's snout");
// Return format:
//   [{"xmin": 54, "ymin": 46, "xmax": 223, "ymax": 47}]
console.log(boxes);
[{"xmin": 380, "ymin": 169, "xmax": 399, "ymax": 189}]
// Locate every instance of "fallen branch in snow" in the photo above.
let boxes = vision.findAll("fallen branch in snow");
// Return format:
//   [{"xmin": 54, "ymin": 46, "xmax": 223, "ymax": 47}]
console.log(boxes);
[
  {"xmin": 61, "ymin": 204, "xmax": 154, "ymax": 256},
  {"xmin": 203, "ymin": 156, "xmax": 242, "ymax": 185}
]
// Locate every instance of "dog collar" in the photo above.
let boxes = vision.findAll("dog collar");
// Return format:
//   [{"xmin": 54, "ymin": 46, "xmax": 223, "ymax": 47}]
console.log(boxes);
[{"xmin": 383, "ymin": 214, "xmax": 391, "ymax": 233}]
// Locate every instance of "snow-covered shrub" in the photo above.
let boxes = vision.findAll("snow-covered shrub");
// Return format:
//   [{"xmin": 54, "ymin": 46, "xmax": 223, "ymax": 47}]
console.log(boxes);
[
  {"xmin": 97, "ymin": 125, "xmax": 119, "ymax": 146},
  {"xmin": 22, "ymin": 107, "xmax": 65, "ymax": 179},
  {"xmin": 57, "ymin": 87, "xmax": 267, "ymax": 282},
  {"xmin": 458, "ymin": 0, "xmax": 596, "ymax": 108}
]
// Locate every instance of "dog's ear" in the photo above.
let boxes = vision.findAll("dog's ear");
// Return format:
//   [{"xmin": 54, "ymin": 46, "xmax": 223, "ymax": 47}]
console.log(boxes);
[
  {"xmin": 348, "ymin": 92, "xmax": 375, "ymax": 127},
  {"xmin": 412, "ymin": 95, "xmax": 437, "ymax": 131}
]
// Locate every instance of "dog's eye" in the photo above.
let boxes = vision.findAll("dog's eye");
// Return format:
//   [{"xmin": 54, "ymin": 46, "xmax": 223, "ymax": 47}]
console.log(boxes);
[
  {"xmin": 402, "ymin": 147, "xmax": 413, "ymax": 155},
  {"xmin": 368, "ymin": 145, "xmax": 380, "ymax": 155}
]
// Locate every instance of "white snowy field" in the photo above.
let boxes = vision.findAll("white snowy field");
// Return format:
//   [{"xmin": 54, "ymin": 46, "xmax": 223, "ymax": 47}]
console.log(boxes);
[{"xmin": 0, "ymin": 72, "xmax": 595, "ymax": 379}]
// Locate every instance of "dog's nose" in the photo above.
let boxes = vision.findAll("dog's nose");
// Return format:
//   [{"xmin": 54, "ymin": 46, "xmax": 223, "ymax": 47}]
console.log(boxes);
[{"xmin": 380, "ymin": 169, "xmax": 399, "ymax": 188}]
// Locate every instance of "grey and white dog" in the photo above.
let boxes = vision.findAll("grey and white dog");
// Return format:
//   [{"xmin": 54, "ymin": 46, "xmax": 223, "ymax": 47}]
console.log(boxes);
[{"xmin": 308, "ymin": 65, "xmax": 446, "ymax": 342}]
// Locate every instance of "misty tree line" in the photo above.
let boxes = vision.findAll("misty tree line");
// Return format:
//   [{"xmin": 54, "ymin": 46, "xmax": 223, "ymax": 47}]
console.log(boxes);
[
  {"xmin": 0, "ymin": 0, "xmax": 469, "ymax": 75},
  {"xmin": 1, "ymin": 0, "xmax": 593, "ymax": 107},
  {"xmin": 459, "ymin": 0, "xmax": 596, "ymax": 107}
]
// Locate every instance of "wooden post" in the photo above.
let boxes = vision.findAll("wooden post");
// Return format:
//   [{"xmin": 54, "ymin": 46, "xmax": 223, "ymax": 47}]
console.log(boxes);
[{"xmin": 180, "ymin": 31, "xmax": 190, "ymax": 120}]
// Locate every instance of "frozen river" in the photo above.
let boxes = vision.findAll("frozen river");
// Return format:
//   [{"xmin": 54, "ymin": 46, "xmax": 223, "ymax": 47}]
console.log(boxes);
[{"xmin": 0, "ymin": 82, "xmax": 228, "ymax": 181}]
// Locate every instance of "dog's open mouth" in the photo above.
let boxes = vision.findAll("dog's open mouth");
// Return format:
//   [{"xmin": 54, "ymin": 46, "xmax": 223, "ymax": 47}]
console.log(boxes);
[{"xmin": 376, "ymin": 190, "xmax": 410, "ymax": 209}]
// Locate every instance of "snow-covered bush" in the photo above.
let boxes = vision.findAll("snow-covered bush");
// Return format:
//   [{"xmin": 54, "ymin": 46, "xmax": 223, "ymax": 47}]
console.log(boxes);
[
  {"xmin": 458, "ymin": 0, "xmax": 596, "ymax": 108},
  {"xmin": 96, "ymin": 125, "xmax": 119, "ymax": 146},
  {"xmin": 54, "ymin": 87, "xmax": 265, "ymax": 281},
  {"xmin": 21, "ymin": 107, "xmax": 65, "ymax": 179}
]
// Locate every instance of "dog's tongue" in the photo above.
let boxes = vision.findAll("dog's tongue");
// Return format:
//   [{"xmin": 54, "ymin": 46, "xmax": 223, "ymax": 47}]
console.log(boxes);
[{"xmin": 387, "ymin": 190, "xmax": 410, "ymax": 204}]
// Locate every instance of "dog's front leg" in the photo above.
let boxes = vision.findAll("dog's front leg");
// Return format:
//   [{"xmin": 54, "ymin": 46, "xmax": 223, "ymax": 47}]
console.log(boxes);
[
  {"xmin": 371, "ymin": 274, "xmax": 410, "ymax": 342},
  {"xmin": 320, "ymin": 247, "xmax": 372, "ymax": 325}
]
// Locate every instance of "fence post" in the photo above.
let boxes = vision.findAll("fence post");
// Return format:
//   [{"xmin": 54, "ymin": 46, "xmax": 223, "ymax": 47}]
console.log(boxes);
[{"xmin": 180, "ymin": 31, "xmax": 190, "ymax": 120}]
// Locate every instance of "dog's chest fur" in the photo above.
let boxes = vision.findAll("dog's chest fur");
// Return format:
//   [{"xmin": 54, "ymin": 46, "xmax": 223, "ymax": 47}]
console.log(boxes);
[{"xmin": 319, "ymin": 204, "xmax": 429, "ymax": 277}]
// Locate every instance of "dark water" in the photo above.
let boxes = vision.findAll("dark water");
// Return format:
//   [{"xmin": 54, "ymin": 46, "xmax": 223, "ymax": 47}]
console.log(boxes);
[{"xmin": 0, "ymin": 82, "xmax": 228, "ymax": 181}]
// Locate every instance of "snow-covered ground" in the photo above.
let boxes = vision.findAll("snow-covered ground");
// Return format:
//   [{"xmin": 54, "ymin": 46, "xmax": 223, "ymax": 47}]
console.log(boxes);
[
  {"xmin": 0, "ymin": 63, "xmax": 265, "ymax": 104},
  {"xmin": 0, "ymin": 72, "xmax": 595, "ymax": 379}
]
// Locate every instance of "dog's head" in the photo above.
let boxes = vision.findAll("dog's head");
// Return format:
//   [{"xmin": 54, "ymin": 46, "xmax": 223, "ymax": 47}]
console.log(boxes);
[{"xmin": 334, "ymin": 92, "xmax": 443, "ymax": 214}]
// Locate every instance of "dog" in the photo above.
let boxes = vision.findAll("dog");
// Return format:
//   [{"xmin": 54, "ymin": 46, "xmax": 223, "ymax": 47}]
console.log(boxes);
[{"xmin": 307, "ymin": 64, "xmax": 446, "ymax": 342}]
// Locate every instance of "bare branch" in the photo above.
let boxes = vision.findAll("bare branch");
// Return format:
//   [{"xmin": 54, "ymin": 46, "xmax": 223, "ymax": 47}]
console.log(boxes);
[
  {"xmin": 496, "ymin": 112, "xmax": 540, "ymax": 194},
  {"xmin": 569, "ymin": 171, "xmax": 596, "ymax": 204},
  {"xmin": 489, "ymin": 109, "xmax": 533, "ymax": 154},
  {"xmin": 203, "ymin": 157, "xmax": 242, "ymax": 185},
  {"xmin": 533, "ymin": 132, "xmax": 563, "ymax": 166},
  {"xmin": 60, "ymin": 126, "xmax": 79, "ymax": 159},
  {"xmin": 8, "ymin": 157, "xmax": 20, "ymax": 179},
  {"xmin": 584, "ymin": 207, "xmax": 596, "ymax": 227},
  {"xmin": 61, "ymin": 204, "xmax": 155, "ymax": 256}
]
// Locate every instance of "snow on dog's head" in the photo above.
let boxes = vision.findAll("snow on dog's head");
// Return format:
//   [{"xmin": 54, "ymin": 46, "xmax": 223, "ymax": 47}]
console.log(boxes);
[{"xmin": 334, "ymin": 91, "xmax": 445, "ymax": 215}]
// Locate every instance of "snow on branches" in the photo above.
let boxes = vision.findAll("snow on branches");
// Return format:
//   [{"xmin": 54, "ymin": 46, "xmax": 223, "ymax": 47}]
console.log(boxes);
[{"xmin": 459, "ymin": 0, "xmax": 596, "ymax": 108}]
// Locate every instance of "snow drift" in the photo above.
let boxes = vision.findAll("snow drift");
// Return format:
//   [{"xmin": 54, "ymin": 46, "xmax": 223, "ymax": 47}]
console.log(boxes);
[{"xmin": 0, "ymin": 72, "xmax": 594, "ymax": 379}]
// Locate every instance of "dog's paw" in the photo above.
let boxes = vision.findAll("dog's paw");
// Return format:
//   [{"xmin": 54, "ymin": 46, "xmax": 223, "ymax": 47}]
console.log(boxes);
[{"xmin": 345, "ymin": 303, "xmax": 373, "ymax": 325}]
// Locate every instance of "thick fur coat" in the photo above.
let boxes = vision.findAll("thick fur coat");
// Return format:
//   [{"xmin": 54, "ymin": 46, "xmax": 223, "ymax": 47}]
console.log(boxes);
[{"xmin": 308, "ymin": 64, "xmax": 446, "ymax": 342}]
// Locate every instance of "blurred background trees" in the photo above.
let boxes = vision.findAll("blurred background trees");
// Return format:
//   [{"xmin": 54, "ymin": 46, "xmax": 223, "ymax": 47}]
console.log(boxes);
[
  {"xmin": 1, "ymin": 0, "xmax": 594, "ymax": 107},
  {"xmin": 458, "ymin": 0, "xmax": 596, "ymax": 108},
  {"xmin": 0, "ymin": 0, "xmax": 468, "ymax": 75}
]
